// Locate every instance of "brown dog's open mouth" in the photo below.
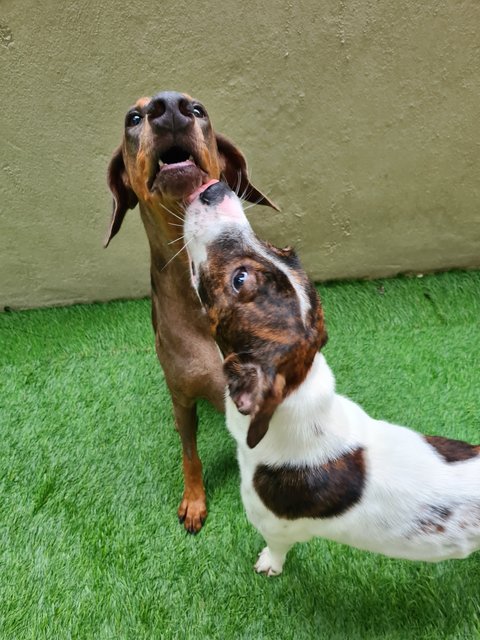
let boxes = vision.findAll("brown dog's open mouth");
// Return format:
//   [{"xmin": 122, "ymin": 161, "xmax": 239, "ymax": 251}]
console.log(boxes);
[
  {"xmin": 148, "ymin": 146, "xmax": 207, "ymax": 195},
  {"xmin": 160, "ymin": 146, "xmax": 194, "ymax": 166}
]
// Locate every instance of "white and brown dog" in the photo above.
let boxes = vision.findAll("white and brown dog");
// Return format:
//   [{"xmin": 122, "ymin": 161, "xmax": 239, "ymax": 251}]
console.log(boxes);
[{"xmin": 184, "ymin": 181, "xmax": 480, "ymax": 576}]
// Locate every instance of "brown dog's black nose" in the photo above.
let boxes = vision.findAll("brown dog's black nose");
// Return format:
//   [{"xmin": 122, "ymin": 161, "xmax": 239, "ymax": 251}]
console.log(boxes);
[{"xmin": 146, "ymin": 91, "xmax": 194, "ymax": 133}]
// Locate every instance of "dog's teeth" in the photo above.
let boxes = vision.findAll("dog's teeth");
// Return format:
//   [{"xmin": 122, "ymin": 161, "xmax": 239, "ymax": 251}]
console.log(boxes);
[{"xmin": 188, "ymin": 155, "xmax": 194, "ymax": 162}]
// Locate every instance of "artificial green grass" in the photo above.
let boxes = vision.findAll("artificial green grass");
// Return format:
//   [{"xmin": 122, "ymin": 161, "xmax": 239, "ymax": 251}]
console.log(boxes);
[{"xmin": 1, "ymin": 270, "xmax": 479, "ymax": 639}]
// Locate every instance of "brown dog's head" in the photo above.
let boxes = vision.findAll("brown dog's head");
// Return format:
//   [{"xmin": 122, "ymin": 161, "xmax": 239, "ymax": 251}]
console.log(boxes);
[
  {"xmin": 184, "ymin": 182, "xmax": 328, "ymax": 448},
  {"xmin": 105, "ymin": 91, "xmax": 277, "ymax": 247}
]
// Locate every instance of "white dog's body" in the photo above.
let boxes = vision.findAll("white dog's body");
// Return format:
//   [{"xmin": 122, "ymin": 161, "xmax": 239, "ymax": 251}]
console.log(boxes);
[
  {"xmin": 184, "ymin": 181, "xmax": 479, "ymax": 576},
  {"xmin": 227, "ymin": 353, "xmax": 480, "ymax": 574}
]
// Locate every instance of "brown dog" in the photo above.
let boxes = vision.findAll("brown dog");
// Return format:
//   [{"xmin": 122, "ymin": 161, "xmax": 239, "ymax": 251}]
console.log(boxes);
[{"xmin": 105, "ymin": 91, "xmax": 277, "ymax": 532}]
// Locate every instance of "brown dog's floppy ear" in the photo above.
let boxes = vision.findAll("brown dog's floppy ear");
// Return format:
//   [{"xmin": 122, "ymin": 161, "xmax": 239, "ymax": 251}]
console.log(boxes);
[
  {"xmin": 224, "ymin": 354, "xmax": 285, "ymax": 448},
  {"xmin": 104, "ymin": 146, "xmax": 139, "ymax": 248},
  {"xmin": 215, "ymin": 133, "xmax": 279, "ymax": 211}
]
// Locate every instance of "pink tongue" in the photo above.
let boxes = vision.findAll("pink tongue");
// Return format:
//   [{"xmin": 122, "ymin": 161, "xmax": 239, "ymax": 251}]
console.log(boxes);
[{"xmin": 187, "ymin": 179, "xmax": 219, "ymax": 204}]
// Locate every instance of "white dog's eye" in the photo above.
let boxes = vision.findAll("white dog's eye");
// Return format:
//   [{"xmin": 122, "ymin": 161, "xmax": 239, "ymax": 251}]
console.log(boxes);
[{"xmin": 232, "ymin": 268, "xmax": 248, "ymax": 293}]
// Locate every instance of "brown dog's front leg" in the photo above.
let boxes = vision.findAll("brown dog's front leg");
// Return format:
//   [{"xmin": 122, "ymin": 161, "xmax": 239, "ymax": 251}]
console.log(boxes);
[{"xmin": 173, "ymin": 401, "xmax": 207, "ymax": 533}]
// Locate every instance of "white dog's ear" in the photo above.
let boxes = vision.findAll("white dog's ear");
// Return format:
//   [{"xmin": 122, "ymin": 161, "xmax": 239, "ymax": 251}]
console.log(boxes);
[{"xmin": 224, "ymin": 354, "xmax": 285, "ymax": 448}]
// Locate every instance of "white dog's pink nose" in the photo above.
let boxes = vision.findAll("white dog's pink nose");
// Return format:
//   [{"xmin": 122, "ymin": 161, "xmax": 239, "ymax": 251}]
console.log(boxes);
[
  {"xmin": 183, "ymin": 182, "xmax": 251, "ymax": 285},
  {"xmin": 186, "ymin": 182, "xmax": 249, "ymax": 230},
  {"xmin": 191, "ymin": 180, "xmax": 245, "ymax": 222}
]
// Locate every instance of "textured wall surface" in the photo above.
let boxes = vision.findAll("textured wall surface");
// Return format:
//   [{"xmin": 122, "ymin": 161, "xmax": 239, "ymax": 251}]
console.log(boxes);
[{"xmin": 1, "ymin": 1, "xmax": 479, "ymax": 309}]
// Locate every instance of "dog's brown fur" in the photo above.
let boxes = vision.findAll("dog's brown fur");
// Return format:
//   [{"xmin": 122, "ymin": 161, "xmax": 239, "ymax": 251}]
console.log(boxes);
[{"xmin": 105, "ymin": 92, "xmax": 276, "ymax": 532}]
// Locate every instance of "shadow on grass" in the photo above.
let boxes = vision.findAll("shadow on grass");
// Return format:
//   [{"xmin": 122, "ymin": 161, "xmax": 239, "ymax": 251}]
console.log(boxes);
[
  {"xmin": 267, "ymin": 541, "xmax": 480, "ymax": 637},
  {"xmin": 196, "ymin": 400, "xmax": 239, "ymax": 502},
  {"xmin": 203, "ymin": 449, "xmax": 238, "ymax": 497}
]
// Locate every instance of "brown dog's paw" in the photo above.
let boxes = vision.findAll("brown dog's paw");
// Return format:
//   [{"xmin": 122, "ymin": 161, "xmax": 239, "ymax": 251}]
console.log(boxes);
[{"xmin": 177, "ymin": 497, "xmax": 207, "ymax": 534}]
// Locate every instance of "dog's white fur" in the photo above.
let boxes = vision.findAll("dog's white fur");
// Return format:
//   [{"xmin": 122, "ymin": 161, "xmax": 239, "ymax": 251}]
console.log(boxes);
[
  {"xmin": 185, "ymin": 185, "xmax": 480, "ymax": 576},
  {"xmin": 227, "ymin": 354, "xmax": 480, "ymax": 574}
]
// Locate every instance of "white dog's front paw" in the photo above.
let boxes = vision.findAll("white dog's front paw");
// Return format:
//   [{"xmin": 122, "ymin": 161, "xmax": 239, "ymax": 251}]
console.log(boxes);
[{"xmin": 254, "ymin": 546, "xmax": 284, "ymax": 577}]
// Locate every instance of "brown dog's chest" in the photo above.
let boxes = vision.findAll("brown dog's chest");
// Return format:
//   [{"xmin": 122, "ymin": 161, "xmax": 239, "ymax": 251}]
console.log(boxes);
[{"xmin": 150, "ymin": 268, "xmax": 224, "ymax": 410}]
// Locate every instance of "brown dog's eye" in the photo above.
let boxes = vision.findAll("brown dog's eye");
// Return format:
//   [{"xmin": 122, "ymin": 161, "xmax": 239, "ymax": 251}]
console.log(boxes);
[
  {"xmin": 232, "ymin": 268, "xmax": 248, "ymax": 293},
  {"xmin": 192, "ymin": 105, "xmax": 206, "ymax": 118},
  {"xmin": 125, "ymin": 112, "xmax": 143, "ymax": 127}
]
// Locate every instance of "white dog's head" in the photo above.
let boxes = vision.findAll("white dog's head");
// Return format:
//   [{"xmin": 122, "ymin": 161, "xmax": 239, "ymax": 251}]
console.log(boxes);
[{"xmin": 184, "ymin": 181, "xmax": 328, "ymax": 448}]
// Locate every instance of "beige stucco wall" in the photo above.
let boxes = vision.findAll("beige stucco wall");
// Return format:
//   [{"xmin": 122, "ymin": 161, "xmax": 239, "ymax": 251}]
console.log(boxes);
[{"xmin": 1, "ymin": 1, "xmax": 479, "ymax": 310}]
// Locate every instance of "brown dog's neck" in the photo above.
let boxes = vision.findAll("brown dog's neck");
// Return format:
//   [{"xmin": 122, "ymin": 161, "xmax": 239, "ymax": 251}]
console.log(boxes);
[
  {"xmin": 139, "ymin": 201, "xmax": 189, "ymax": 269},
  {"xmin": 139, "ymin": 201, "xmax": 202, "ymax": 313}
]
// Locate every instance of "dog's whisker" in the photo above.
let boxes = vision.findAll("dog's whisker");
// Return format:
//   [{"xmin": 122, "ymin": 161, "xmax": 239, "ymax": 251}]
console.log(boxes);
[
  {"xmin": 235, "ymin": 169, "xmax": 243, "ymax": 197},
  {"xmin": 165, "ymin": 210, "xmax": 184, "ymax": 223},
  {"xmin": 161, "ymin": 203, "xmax": 185, "ymax": 223},
  {"xmin": 239, "ymin": 174, "xmax": 259, "ymax": 203},
  {"xmin": 241, "ymin": 167, "xmax": 255, "ymax": 198},
  {"xmin": 161, "ymin": 201, "xmax": 184, "ymax": 217},
  {"xmin": 168, "ymin": 235, "xmax": 185, "ymax": 245},
  {"xmin": 242, "ymin": 182, "xmax": 277, "ymax": 211},
  {"xmin": 168, "ymin": 222, "xmax": 184, "ymax": 228},
  {"xmin": 243, "ymin": 194, "xmax": 266, "ymax": 211},
  {"xmin": 238, "ymin": 172, "xmax": 252, "ymax": 200},
  {"xmin": 162, "ymin": 237, "xmax": 194, "ymax": 271}
]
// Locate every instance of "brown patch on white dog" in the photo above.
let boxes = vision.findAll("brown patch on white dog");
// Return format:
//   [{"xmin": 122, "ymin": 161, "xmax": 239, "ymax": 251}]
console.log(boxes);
[
  {"xmin": 425, "ymin": 435, "xmax": 480, "ymax": 463},
  {"xmin": 253, "ymin": 448, "xmax": 366, "ymax": 519}
]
